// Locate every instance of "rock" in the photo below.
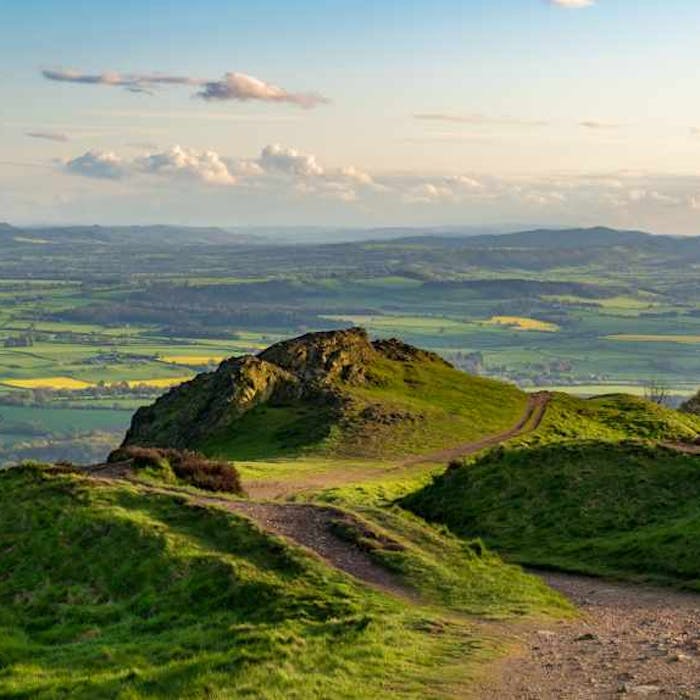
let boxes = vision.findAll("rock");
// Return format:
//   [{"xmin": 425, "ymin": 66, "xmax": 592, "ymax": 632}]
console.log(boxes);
[{"xmin": 627, "ymin": 686, "xmax": 662, "ymax": 696}]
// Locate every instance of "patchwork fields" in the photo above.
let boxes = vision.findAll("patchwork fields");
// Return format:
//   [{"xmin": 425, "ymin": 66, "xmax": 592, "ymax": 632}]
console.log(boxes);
[{"xmin": 3, "ymin": 225, "xmax": 700, "ymax": 465}]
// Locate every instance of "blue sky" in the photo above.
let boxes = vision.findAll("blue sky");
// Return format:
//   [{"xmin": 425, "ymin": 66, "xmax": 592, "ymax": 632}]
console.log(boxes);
[{"xmin": 3, "ymin": 0, "xmax": 700, "ymax": 232}]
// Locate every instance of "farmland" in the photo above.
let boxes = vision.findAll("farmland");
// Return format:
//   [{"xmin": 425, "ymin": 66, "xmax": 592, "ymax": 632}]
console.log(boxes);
[{"xmin": 2, "ymin": 223, "xmax": 700, "ymax": 464}]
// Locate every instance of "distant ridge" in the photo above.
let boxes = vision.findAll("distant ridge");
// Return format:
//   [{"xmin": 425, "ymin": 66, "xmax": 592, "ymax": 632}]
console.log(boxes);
[
  {"xmin": 384, "ymin": 226, "xmax": 658, "ymax": 249},
  {"xmin": 1, "ymin": 224, "xmax": 261, "ymax": 246}
]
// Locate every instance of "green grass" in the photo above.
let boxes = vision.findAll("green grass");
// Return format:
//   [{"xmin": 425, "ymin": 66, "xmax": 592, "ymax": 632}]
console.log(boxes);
[
  {"xmin": 0, "ymin": 466, "xmax": 567, "ymax": 698},
  {"xmin": 521, "ymin": 392, "xmax": 700, "ymax": 445},
  {"xmin": 402, "ymin": 441, "xmax": 700, "ymax": 588},
  {"xmin": 335, "ymin": 354, "xmax": 527, "ymax": 458},
  {"xmin": 202, "ymin": 402, "xmax": 338, "ymax": 461}
]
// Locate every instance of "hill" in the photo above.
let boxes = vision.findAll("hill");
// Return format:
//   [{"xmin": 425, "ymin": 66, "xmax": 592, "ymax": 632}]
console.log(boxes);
[
  {"xmin": 123, "ymin": 328, "xmax": 528, "ymax": 460},
  {"xmin": 402, "ymin": 392, "xmax": 700, "ymax": 587},
  {"xmin": 0, "ymin": 464, "xmax": 567, "ymax": 698}
]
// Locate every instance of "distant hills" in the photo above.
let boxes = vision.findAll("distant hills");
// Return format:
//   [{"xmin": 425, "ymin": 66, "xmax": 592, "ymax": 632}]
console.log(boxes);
[
  {"xmin": 0, "ymin": 223, "xmax": 260, "ymax": 246},
  {"xmin": 1, "ymin": 222, "xmax": 699, "ymax": 250}
]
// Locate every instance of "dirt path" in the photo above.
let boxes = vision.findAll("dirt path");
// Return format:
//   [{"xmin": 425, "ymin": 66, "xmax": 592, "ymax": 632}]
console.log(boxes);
[
  {"xmin": 243, "ymin": 391, "xmax": 552, "ymax": 499},
  {"xmin": 476, "ymin": 571, "xmax": 700, "ymax": 699},
  {"xmin": 88, "ymin": 473, "xmax": 416, "ymax": 599},
  {"xmin": 221, "ymin": 501, "xmax": 416, "ymax": 599},
  {"xmin": 397, "ymin": 391, "xmax": 550, "ymax": 468}
]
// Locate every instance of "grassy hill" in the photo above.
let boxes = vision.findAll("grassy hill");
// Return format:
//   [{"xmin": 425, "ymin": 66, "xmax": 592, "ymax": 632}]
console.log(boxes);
[
  {"xmin": 403, "ymin": 392, "xmax": 700, "ymax": 588},
  {"xmin": 123, "ymin": 328, "xmax": 527, "ymax": 460},
  {"xmin": 0, "ymin": 464, "xmax": 567, "ymax": 699}
]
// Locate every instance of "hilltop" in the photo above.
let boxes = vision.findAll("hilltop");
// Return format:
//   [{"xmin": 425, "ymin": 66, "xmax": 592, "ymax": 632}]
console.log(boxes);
[
  {"xmin": 403, "ymin": 391, "xmax": 700, "ymax": 587},
  {"xmin": 123, "ymin": 327, "xmax": 527, "ymax": 459}
]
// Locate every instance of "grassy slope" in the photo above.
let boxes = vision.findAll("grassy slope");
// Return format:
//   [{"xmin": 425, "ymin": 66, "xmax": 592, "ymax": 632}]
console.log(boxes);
[
  {"xmin": 0, "ymin": 466, "xmax": 567, "ymax": 699},
  {"xmin": 203, "ymin": 354, "xmax": 527, "ymax": 461},
  {"xmin": 521, "ymin": 392, "xmax": 700, "ymax": 444},
  {"xmin": 403, "ymin": 393, "xmax": 700, "ymax": 587}
]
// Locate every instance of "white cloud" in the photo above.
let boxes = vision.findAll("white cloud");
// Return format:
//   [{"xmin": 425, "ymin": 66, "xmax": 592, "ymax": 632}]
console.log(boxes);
[
  {"xmin": 136, "ymin": 146, "xmax": 237, "ymax": 185},
  {"xmin": 26, "ymin": 130, "xmax": 70, "ymax": 142},
  {"xmin": 580, "ymin": 121, "xmax": 622, "ymax": 129},
  {"xmin": 550, "ymin": 0, "xmax": 595, "ymax": 7},
  {"xmin": 64, "ymin": 150, "xmax": 126, "ymax": 179},
  {"xmin": 414, "ymin": 113, "xmax": 548, "ymax": 127},
  {"xmin": 196, "ymin": 73, "xmax": 328, "ymax": 108},
  {"xmin": 42, "ymin": 68, "xmax": 328, "ymax": 108},
  {"xmin": 59, "ymin": 142, "xmax": 700, "ymax": 225},
  {"xmin": 61, "ymin": 143, "xmax": 373, "ymax": 201},
  {"xmin": 259, "ymin": 144, "xmax": 325, "ymax": 177}
]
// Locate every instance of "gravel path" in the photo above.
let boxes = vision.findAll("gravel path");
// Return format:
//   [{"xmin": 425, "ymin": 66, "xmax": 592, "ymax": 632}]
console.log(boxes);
[{"xmin": 477, "ymin": 571, "xmax": 700, "ymax": 699}]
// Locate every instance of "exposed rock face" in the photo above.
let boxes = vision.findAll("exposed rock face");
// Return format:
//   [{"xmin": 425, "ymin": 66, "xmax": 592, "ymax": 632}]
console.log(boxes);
[
  {"xmin": 122, "ymin": 327, "xmax": 453, "ymax": 451},
  {"xmin": 259, "ymin": 327, "xmax": 377, "ymax": 384},
  {"xmin": 372, "ymin": 338, "xmax": 450, "ymax": 367},
  {"xmin": 123, "ymin": 354, "xmax": 301, "ymax": 449}
]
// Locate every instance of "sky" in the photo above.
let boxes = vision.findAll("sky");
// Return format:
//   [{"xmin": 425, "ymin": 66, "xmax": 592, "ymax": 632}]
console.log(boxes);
[{"xmin": 3, "ymin": 0, "xmax": 700, "ymax": 233}]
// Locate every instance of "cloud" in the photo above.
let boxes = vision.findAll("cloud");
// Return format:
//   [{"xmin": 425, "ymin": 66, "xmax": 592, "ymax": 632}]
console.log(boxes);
[
  {"xmin": 61, "ymin": 143, "xmax": 373, "ymax": 200},
  {"xmin": 195, "ymin": 73, "xmax": 328, "ymax": 109},
  {"xmin": 62, "ymin": 142, "xmax": 700, "ymax": 222},
  {"xmin": 136, "ymin": 146, "xmax": 237, "ymax": 185},
  {"xmin": 42, "ymin": 68, "xmax": 196, "ymax": 88},
  {"xmin": 414, "ymin": 113, "xmax": 548, "ymax": 127},
  {"xmin": 42, "ymin": 68, "xmax": 328, "ymax": 108},
  {"xmin": 26, "ymin": 130, "xmax": 69, "ymax": 142},
  {"xmin": 580, "ymin": 120, "xmax": 622, "ymax": 129},
  {"xmin": 259, "ymin": 144, "xmax": 325, "ymax": 177},
  {"xmin": 550, "ymin": 0, "xmax": 595, "ymax": 7},
  {"xmin": 64, "ymin": 150, "xmax": 126, "ymax": 180}
]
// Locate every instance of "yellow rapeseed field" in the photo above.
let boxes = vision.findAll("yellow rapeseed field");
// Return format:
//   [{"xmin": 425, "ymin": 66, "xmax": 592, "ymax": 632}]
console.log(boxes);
[
  {"xmin": 124, "ymin": 377, "xmax": 193, "ymax": 388},
  {"xmin": 486, "ymin": 316, "xmax": 560, "ymax": 332},
  {"xmin": 2, "ymin": 377, "xmax": 93, "ymax": 390},
  {"xmin": 161, "ymin": 355, "xmax": 225, "ymax": 366}
]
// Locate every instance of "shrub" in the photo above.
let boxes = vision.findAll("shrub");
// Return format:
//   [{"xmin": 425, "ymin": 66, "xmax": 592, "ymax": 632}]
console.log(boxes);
[{"xmin": 108, "ymin": 445, "xmax": 244, "ymax": 494}]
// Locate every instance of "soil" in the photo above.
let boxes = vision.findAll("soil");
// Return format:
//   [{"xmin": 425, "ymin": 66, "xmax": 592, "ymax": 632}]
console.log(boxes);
[{"xmin": 475, "ymin": 571, "xmax": 700, "ymax": 699}]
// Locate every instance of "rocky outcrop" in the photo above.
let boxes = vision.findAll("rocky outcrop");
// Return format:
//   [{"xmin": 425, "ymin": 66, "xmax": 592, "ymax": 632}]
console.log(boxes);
[{"xmin": 122, "ymin": 327, "xmax": 450, "ymax": 452}]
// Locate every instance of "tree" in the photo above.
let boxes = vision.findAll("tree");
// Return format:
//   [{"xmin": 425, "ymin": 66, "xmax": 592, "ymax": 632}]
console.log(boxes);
[{"xmin": 644, "ymin": 379, "xmax": 670, "ymax": 406}]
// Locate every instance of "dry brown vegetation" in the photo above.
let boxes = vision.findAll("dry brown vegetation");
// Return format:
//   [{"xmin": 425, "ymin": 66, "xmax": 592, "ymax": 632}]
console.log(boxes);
[{"xmin": 108, "ymin": 445, "xmax": 244, "ymax": 494}]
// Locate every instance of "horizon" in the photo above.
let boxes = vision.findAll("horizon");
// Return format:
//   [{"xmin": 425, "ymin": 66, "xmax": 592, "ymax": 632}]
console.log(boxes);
[{"xmin": 4, "ymin": 1, "xmax": 700, "ymax": 234}]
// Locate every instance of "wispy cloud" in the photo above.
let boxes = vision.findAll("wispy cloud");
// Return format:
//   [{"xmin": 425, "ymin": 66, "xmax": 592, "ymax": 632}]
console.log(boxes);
[
  {"xmin": 414, "ymin": 113, "xmax": 549, "ymax": 127},
  {"xmin": 25, "ymin": 130, "xmax": 69, "ymax": 142},
  {"xmin": 579, "ymin": 120, "xmax": 623, "ymax": 129},
  {"xmin": 42, "ymin": 68, "xmax": 328, "ymax": 108},
  {"xmin": 550, "ymin": 0, "xmax": 595, "ymax": 7}
]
